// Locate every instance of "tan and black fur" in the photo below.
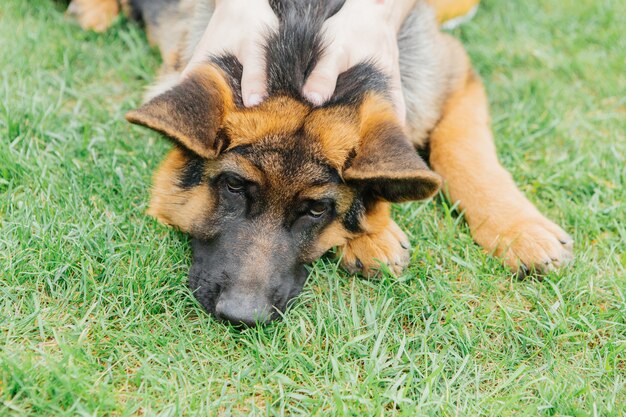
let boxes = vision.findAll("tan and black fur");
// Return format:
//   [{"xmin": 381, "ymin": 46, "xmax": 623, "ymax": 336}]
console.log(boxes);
[{"xmin": 67, "ymin": 0, "xmax": 573, "ymax": 325}]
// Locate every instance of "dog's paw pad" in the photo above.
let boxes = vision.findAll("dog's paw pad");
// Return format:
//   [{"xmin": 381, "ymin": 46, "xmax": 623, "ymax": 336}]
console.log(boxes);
[{"xmin": 339, "ymin": 221, "xmax": 411, "ymax": 277}]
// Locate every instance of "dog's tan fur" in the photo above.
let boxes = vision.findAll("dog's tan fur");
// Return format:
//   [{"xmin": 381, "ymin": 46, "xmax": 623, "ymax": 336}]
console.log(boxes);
[
  {"xmin": 429, "ymin": 40, "xmax": 573, "ymax": 271},
  {"xmin": 224, "ymin": 98, "xmax": 311, "ymax": 149},
  {"xmin": 70, "ymin": 0, "xmax": 573, "ymax": 277},
  {"xmin": 67, "ymin": 0, "xmax": 121, "ymax": 32},
  {"xmin": 147, "ymin": 146, "xmax": 215, "ymax": 230},
  {"xmin": 339, "ymin": 201, "xmax": 412, "ymax": 275}
]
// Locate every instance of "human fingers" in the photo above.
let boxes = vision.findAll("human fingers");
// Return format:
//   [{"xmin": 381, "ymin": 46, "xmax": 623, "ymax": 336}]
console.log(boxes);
[
  {"xmin": 302, "ymin": 49, "xmax": 346, "ymax": 106},
  {"xmin": 240, "ymin": 44, "xmax": 268, "ymax": 107},
  {"xmin": 389, "ymin": 61, "xmax": 406, "ymax": 124},
  {"xmin": 182, "ymin": 21, "xmax": 229, "ymax": 77}
]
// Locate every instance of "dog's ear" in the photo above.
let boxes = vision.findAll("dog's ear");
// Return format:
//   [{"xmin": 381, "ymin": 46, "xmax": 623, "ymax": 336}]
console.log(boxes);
[
  {"xmin": 343, "ymin": 95, "xmax": 442, "ymax": 202},
  {"xmin": 125, "ymin": 64, "xmax": 233, "ymax": 159}
]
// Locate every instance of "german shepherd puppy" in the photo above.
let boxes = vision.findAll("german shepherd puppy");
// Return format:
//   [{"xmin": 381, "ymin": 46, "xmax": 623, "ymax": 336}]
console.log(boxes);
[{"xmin": 67, "ymin": 0, "xmax": 573, "ymax": 326}]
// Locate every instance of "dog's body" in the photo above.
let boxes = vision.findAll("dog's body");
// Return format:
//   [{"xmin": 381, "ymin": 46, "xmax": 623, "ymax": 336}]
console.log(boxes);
[{"xmin": 68, "ymin": 0, "xmax": 573, "ymax": 325}]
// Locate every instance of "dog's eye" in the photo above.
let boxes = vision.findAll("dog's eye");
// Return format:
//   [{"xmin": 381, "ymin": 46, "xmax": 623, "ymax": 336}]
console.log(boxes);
[
  {"xmin": 308, "ymin": 202, "xmax": 327, "ymax": 218},
  {"xmin": 225, "ymin": 177, "xmax": 245, "ymax": 194}
]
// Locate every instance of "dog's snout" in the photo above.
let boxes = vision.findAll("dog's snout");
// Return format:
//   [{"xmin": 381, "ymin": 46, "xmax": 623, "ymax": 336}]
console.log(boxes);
[
  {"xmin": 190, "ymin": 238, "xmax": 309, "ymax": 325},
  {"xmin": 214, "ymin": 294, "xmax": 273, "ymax": 327}
]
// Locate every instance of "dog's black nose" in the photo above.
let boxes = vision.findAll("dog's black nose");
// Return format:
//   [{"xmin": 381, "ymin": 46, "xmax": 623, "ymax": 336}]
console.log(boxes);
[{"xmin": 214, "ymin": 296, "xmax": 273, "ymax": 327}]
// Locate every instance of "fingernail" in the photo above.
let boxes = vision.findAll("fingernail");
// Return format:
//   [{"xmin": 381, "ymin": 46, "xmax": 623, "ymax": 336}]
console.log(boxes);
[
  {"xmin": 305, "ymin": 92, "xmax": 323, "ymax": 106},
  {"xmin": 247, "ymin": 93, "xmax": 262, "ymax": 107}
]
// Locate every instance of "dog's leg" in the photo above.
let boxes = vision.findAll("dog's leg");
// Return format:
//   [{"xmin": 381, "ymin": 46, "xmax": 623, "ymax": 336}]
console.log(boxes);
[
  {"xmin": 67, "ymin": 0, "xmax": 120, "ymax": 32},
  {"xmin": 429, "ymin": 39, "xmax": 573, "ymax": 276},
  {"xmin": 339, "ymin": 202, "xmax": 411, "ymax": 277}
]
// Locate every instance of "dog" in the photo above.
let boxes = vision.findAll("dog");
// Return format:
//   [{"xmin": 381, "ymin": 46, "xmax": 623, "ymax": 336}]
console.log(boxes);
[{"xmin": 66, "ymin": 0, "xmax": 573, "ymax": 326}]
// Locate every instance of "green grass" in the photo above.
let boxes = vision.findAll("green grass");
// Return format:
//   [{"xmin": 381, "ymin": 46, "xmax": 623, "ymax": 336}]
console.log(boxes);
[{"xmin": 1, "ymin": 0, "xmax": 624, "ymax": 415}]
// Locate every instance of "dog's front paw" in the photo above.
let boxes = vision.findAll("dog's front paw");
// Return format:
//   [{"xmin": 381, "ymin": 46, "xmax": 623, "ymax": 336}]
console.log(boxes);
[
  {"xmin": 67, "ymin": 0, "xmax": 120, "ymax": 32},
  {"xmin": 478, "ymin": 216, "xmax": 573, "ymax": 278},
  {"xmin": 339, "ymin": 220, "xmax": 411, "ymax": 277}
]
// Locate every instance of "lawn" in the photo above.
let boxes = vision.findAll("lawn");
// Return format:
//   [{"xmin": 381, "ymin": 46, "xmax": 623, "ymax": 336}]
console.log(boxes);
[{"xmin": 1, "ymin": 0, "xmax": 624, "ymax": 415}]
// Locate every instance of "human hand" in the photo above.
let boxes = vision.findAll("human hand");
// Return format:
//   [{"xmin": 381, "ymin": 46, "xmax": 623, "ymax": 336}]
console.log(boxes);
[
  {"xmin": 183, "ymin": 0, "xmax": 278, "ymax": 107},
  {"xmin": 185, "ymin": 0, "xmax": 412, "ymax": 122},
  {"xmin": 304, "ymin": 0, "xmax": 414, "ymax": 123}
]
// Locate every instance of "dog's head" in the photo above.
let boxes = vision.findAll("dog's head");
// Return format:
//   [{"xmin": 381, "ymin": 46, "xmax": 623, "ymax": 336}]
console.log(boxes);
[{"xmin": 126, "ymin": 63, "xmax": 440, "ymax": 325}]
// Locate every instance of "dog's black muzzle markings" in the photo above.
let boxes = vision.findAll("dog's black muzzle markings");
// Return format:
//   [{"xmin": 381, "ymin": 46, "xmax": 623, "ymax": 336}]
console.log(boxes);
[
  {"xmin": 123, "ymin": 0, "xmax": 445, "ymax": 327},
  {"xmin": 189, "ymin": 237, "xmax": 308, "ymax": 326}
]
